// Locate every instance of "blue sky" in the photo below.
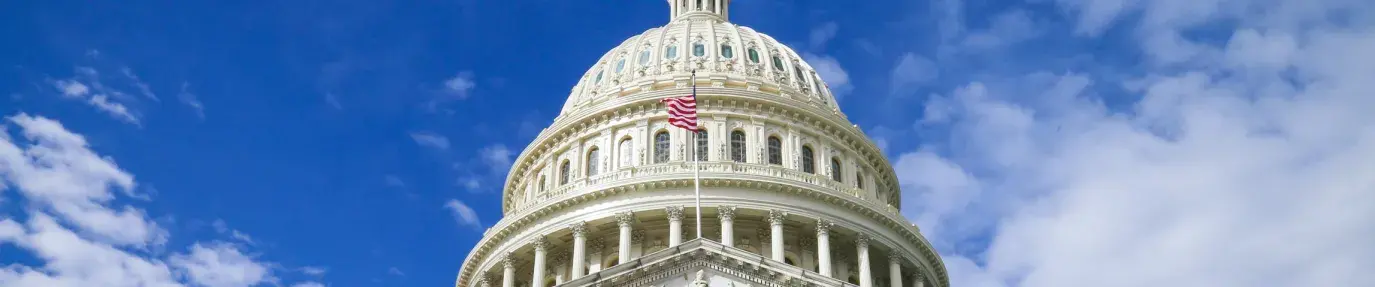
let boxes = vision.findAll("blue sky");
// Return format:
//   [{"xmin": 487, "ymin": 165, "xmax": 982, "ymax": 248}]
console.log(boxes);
[{"xmin": 3, "ymin": 0, "xmax": 1374, "ymax": 287}]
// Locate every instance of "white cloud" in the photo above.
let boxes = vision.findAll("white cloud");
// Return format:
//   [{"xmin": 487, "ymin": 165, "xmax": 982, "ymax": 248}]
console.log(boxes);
[
  {"xmin": 479, "ymin": 144, "xmax": 513, "ymax": 173},
  {"xmin": 802, "ymin": 53, "xmax": 853, "ymax": 99},
  {"xmin": 178, "ymin": 82, "xmax": 205, "ymax": 120},
  {"xmin": 210, "ymin": 219, "xmax": 254, "ymax": 245},
  {"xmin": 49, "ymin": 67, "xmax": 143, "ymax": 126},
  {"xmin": 899, "ymin": 3, "xmax": 1375, "ymax": 284},
  {"xmin": 444, "ymin": 199, "xmax": 482, "ymax": 230},
  {"xmin": 809, "ymin": 22, "xmax": 839, "ymax": 50},
  {"xmin": 0, "ymin": 113, "xmax": 316, "ymax": 287},
  {"xmin": 169, "ymin": 243, "xmax": 273, "ymax": 287},
  {"xmin": 291, "ymin": 283, "xmax": 325, "ymax": 287},
  {"xmin": 409, "ymin": 131, "xmax": 451, "ymax": 150},
  {"xmin": 120, "ymin": 67, "xmax": 159, "ymax": 101},
  {"xmin": 386, "ymin": 267, "xmax": 404, "ymax": 277},
  {"xmin": 299, "ymin": 266, "xmax": 327, "ymax": 276},
  {"xmin": 0, "ymin": 114, "xmax": 159, "ymax": 246},
  {"xmin": 444, "ymin": 72, "xmax": 477, "ymax": 99},
  {"xmin": 889, "ymin": 53, "xmax": 939, "ymax": 96},
  {"xmin": 957, "ymin": 10, "xmax": 1040, "ymax": 51}
]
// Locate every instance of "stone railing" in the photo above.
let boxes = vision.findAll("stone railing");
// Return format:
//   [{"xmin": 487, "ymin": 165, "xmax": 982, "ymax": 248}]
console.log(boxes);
[{"xmin": 511, "ymin": 160, "xmax": 896, "ymax": 216}]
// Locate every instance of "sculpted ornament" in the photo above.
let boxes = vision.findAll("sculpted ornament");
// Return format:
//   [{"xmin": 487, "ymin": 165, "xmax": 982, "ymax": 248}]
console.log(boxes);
[
  {"xmin": 768, "ymin": 210, "xmax": 788, "ymax": 226},
  {"xmin": 615, "ymin": 211, "xmax": 636, "ymax": 227},
  {"xmin": 569, "ymin": 221, "xmax": 589, "ymax": 237},
  {"xmin": 665, "ymin": 206, "xmax": 685, "ymax": 221},
  {"xmin": 717, "ymin": 206, "xmax": 736, "ymax": 221}
]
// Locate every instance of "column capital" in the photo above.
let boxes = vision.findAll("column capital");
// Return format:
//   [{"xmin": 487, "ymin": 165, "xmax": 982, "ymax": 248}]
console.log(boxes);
[
  {"xmin": 532, "ymin": 236, "xmax": 550, "ymax": 251},
  {"xmin": 717, "ymin": 206, "xmax": 736, "ymax": 221},
  {"xmin": 768, "ymin": 210, "xmax": 788, "ymax": 226},
  {"xmin": 665, "ymin": 206, "xmax": 684, "ymax": 221},
  {"xmin": 478, "ymin": 274, "xmax": 492, "ymax": 287},
  {"xmin": 815, "ymin": 219, "xmax": 834, "ymax": 237},
  {"xmin": 889, "ymin": 252, "xmax": 905, "ymax": 263},
  {"xmin": 856, "ymin": 234, "xmax": 871, "ymax": 249},
  {"xmin": 569, "ymin": 221, "xmax": 589, "ymax": 237},
  {"xmin": 501, "ymin": 252, "xmax": 517, "ymax": 269},
  {"xmin": 615, "ymin": 211, "xmax": 636, "ymax": 227}
]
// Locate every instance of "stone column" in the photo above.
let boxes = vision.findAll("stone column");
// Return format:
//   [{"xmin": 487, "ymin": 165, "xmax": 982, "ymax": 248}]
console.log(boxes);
[
  {"xmin": 478, "ymin": 275, "xmax": 491, "ymax": 287},
  {"xmin": 569, "ymin": 222, "xmax": 588, "ymax": 279},
  {"xmin": 768, "ymin": 210, "xmax": 787, "ymax": 262},
  {"xmin": 666, "ymin": 206, "xmax": 684, "ymax": 246},
  {"xmin": 889, "ymin": 253, "xmax": 904, "ymax": 287},
  {"xmin": 718, "ymin": 206, "xmax": 736, "ymax": 247},
  {"xmin": 616, "ymin": 211, "xmax": 635, "ymax": 265},
  {"xmin": 911, "ymin": 272, "xmax": 926, "ymax": 287},
  {"xmin": 531, "ymin": 237, "xmax": 548, "ymax": 287},
  {"xmin": 815, "ymin": 219, "xmax": 834, "ymax": 277},
  {"xmin": 501, "ymin": 253, "xmax": 515, "ymax": 287},
  {"xmin": 857, "ymin": 235, "xmax": 872, "ymax": 287}
]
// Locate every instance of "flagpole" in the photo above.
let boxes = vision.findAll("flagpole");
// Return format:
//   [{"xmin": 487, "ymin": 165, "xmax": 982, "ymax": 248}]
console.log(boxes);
[{"xmin": 691, "ymin": 70, "xmax": 703, "ymax": 239}]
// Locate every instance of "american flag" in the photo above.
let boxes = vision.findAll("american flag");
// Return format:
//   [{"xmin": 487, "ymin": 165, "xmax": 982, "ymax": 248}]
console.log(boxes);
[{"xmin": 662, "ymin": 72, "xmax": 700, "ymax": 132}]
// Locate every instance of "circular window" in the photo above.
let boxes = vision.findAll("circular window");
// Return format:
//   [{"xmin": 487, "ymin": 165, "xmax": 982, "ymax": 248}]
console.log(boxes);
[{"xmin": 720, "ymin": 45, "xmax": 734, "ymax": 59}]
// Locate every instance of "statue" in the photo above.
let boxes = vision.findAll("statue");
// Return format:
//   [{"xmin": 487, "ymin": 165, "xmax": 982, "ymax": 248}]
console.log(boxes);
[{"xmin": 692, "ymin": 269, "xmax": 708, "ymax": 287}]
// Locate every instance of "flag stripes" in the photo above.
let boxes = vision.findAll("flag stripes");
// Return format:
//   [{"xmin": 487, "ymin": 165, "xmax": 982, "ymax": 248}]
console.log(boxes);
[{"xmin": 662, "ymin": 96, "xmax": 699, "ymax": 131}]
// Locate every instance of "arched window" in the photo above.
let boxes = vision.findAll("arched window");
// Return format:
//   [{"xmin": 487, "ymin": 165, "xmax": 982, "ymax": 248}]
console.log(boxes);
[
  {"xmin": 830, "ymin": 158, "xmax": 842, "ymax": 182},
  {"xmin": 855, "ymin": 172, "xmax": 864, "ymax": 189},
  {"xmin": 692, "ymin": 43, "xmax": 706, "ymax": 57},
  {"xmin": 747, "ymin": 48, "xmax": 760, "ymax": 63},
  {"xmin": 801, "ymin": 146, "xmax": 815, "ymax": 174},
  {"xmin": 767, "ymin": 136, "xmax": 782, "ymax": 165},
  {"xmin": 720, "ymin": 44, "xmax": 734, "ymax": 59},
  {"xmin": 654, "ymin": 131, "xmax": 670, "ymax": 163},
  {"xmin": 695, "ymin": 131, "xmax": 708, "ymax": 161},
  {"xmin": 665, "ymin": 45, "xmax": 679, "ymax": 59},
  {"xmin": 730, "ymin": 130, "xmax": 746, "ymax": 162},
  {"xmin": 586, "ymin": 147, "xmax": 601, "ymax": 177},
  {"xmin": 559, "ymin": 160, "xmax": 571, "ymax": 185},
  {"xmin": 538, "ymin": 175, "xmax": 546, "ymax": 192},
  {"xmin": 619, "ymin": 138, "xmax": 634, "ymax": 167}
]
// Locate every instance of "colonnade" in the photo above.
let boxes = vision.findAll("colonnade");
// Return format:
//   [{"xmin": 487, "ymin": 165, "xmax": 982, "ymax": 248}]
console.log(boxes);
[{"xmin": 476, "ymin": 206, "xmax": 929, "ymax": 287}]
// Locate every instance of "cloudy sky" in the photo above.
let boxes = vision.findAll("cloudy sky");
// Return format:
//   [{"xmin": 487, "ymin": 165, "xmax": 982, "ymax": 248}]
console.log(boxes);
[{"xmin": 2, "ymin": 0, "xmax": 1373, "ymax": 286}]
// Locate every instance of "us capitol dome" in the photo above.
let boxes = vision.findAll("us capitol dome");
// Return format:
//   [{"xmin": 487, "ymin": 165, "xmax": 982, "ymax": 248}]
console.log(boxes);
[{"xmin": 455, "ymin": 1, "xmax": 948, "ymax": 287}]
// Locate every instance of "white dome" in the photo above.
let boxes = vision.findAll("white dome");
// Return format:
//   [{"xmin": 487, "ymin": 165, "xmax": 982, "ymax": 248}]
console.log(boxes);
[
  {"xmin": 454, "ymin": 2, "xmax": 949, "ymax": 287},
  {"xmin": 560, "ymin": 7, "xmax": 840, "ymax": 116}
]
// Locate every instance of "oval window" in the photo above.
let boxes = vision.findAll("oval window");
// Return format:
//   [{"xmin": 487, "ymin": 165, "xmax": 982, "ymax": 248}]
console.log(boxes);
[
  {"xmin": 595, "ymin": 70, "xmax": 603, "ymax": 83},
  {"xmin": 616, "ymin": 59, "xmax": 626, "ymax": 73},
  {"xmin": 692, "ymin": 43, "xmax": 705, "ymax": 57},
  {"xmin": 794, "ymin": 65, "xmax": 806, "ymax": 81},
  {"xmin": 772, "ymin": 56, "xmax": 785, "ymax": 71},
  {"xmin": 639, "ymin": 50, "xmax": 652, "ymax": 65},
  {"xmin": 747, "ymin": 48, "xmax": 760, "ymax": 63},
  {"xmin": 721, "ymin": 45, "xmax": 734, "ymax": 59},
  {"xmin": 666, "ymin": 45, "xmax": 678, "ymax": 59}
]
